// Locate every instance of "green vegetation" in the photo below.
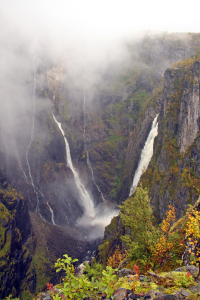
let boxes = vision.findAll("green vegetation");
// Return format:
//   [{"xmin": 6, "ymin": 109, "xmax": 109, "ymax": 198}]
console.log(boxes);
[
  {"xmin": 119, "ymin": 187, "xmax": 159, "ymax": 268},
  {"xmin": 0, "ymin": 185, "xmax": 34, "ymax": 300},
  {"xmin": 29, "ymin": 212, "xmax": 56, "ymax": 295},
  {"xmin": 49, "ymin": 254, "xmax": 117, "ymax": 300}
]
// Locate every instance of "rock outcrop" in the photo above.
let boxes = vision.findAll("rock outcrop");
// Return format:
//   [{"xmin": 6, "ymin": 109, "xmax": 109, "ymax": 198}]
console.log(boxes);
[
  {"xmin": 141, "ymin": 58, "xmax": 200, "ymax": 221},
  {"xmin": 0, "ymin": 170, "xmax": 36, "ymax": 299}
]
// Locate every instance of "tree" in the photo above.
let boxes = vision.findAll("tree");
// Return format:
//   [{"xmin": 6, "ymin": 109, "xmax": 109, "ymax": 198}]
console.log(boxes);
[
  {"xmin": 185, "ymin": 209, "xmax": 200, "ymax": 278},
  {"xmin": 119, "ymin": 186, "xmax": 159, "ymax": 268},
  {"xmin": 153, "ymin": 205, "xmax": 177, "ymax": 267}
]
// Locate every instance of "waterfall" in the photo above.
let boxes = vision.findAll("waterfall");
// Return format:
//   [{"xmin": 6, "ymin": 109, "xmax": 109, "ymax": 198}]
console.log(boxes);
[
  {"xmin": 18, "ymin": 158, "xmax": 28, "ymax": 180},
  {"xmin": 129, "ymin": 115, "xmax": 159, "ymax": 196},
  {"xmin": 52, "ymin": 114, "xmax": 95, "ymax": 217},
  {"xmin": 25, "ymin": 55, "xmax": 56, "ymax": 225},
  {"xmin": 47, "ymin": 202, "xmax": 55, "ymax": 225},
  {"xmin": 83, "ymin": 87, "xmax": 106, "ymax": 202},
  {"xmin": 25, "ymin": 54, "xmax": 41, "ymax": 212}
]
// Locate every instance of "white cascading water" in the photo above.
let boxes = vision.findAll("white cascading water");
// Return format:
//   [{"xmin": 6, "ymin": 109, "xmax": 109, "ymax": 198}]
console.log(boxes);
[
  {"xmin": 25, "ymin": 55, "xmax": 56, "ymax": 224},
  {"xmin": 83, "ymin": 87, "xmax": 106, "ymax": 202},
  {"xmin": 129, "ymin": 114, "xmax": 159, "ymax": 196},
  {"xmin": 18, "ymin": 158, "xmax": 28, "ymax": 180},
  {"xmin": 47, "ymin": 202, "xmax": 56, "ymax": 225},
  {"xmin": 52, "ymin": 114, "xmax": 95, "ymax": 217},
  {"xmin": 25, "ymin": 54, "xmax": 40, "ymax": 212},
  {"xmin": 52, "ymin": 113, "xmax": 118, "ymax": 239}
]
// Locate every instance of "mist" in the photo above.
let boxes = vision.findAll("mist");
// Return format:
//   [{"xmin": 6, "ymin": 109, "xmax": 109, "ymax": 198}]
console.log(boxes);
[
  {"xmin": 1, "ymin": 0, "xmax": 199, "ymax": 235},
  {"xmin": 1, "ymin": 0, "xmax": 198, "ymax": 173}
]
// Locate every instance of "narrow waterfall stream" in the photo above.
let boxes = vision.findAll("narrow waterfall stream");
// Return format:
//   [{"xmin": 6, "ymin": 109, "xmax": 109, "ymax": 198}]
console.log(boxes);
[
  {"xmin": 25, "ymin": 55, "xmax": 41, "ymax": 213},
  {"xmin": 25, "ymin": 55, "xmax": 56, "ymax": 224},
  {"xmin": 83, "ymin": 87, "xmax": 106, "ymax": 202},
  {"xmin": 129, "ymin": 115, "xmax": 159, "ymax": 195},
  {"xmin": 52, "ymin": 114, "xmax": 95, "ymax": 218},
  {"xmin": 47, "ymin": 203, "xmax": 56, "ymax": 225}
]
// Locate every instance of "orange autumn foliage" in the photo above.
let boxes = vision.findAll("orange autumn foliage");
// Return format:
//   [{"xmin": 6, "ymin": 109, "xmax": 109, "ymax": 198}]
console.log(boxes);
[
  {"xmin": 153, "ymin": 205, "xmax": 176, "ymax": 262},
  {"xmin": 107, "ymin": 246, "xmax": 125, "ymax": 268}
]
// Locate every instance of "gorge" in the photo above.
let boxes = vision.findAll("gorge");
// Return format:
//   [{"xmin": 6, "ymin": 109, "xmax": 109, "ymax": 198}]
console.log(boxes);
[{"xmin": 1, "ymin": 31, "xmax": 200, "ymax": 298}]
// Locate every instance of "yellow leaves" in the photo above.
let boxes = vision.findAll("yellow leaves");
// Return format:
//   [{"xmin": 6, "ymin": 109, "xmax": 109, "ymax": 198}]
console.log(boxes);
[
  {"xmin": 161, "ymin": 205, "xmax": 176, "ymax": 235},
  {"xmin": 186, "ymin": 209, "xmax": 200, "ymax": 240},
  {"xmin": 172, "ymin": 57, "xmax": 195, "ymax": 69},
  {"xmin": 107, "ymin": 246, "xmax": 124, "ymax": 268},
  {"xmin": 153, "ymin": 205, "xmax": 176, "ymax": 260},
  {"xmin": 185, "ymin": 208, "xmax": 200, "ymax": 267}
]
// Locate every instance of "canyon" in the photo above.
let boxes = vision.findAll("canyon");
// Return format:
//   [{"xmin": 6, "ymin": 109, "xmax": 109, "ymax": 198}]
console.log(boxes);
[{"xmin": 1, "ymin": 32, "xmax": 200, "ymax": 298}]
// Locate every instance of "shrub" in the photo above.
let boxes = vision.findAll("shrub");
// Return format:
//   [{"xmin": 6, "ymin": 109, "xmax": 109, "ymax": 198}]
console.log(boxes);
[{"xmin": 51, "ymin": 254, "xmax": 117, "ymax": 299}]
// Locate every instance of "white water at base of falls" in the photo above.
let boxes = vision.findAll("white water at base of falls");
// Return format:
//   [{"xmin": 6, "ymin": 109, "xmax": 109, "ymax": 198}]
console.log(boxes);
[
  {"xmin": 129, "ymin": 114, "xmax": 159, "ymax": 196},
  {"xmin": 83, "ymin": 87, "xmax": 106, "ymax": 202},
  {"xmin": 76, "ymin": 201, "xmax": 119, "ymax": 240},
  {"xmin": 52, "ymin": 114, "xmax": 95, "ymax": 217}
]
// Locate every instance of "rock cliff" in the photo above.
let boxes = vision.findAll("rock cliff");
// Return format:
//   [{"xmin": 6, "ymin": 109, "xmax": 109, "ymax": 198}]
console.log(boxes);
[
  {"xmin": 141, "ymin": 57, "xmax": 200, "ymax": 221},
  {"xmin": 1, "ymin": 32, "xmax": 200, "ymax": 298}
]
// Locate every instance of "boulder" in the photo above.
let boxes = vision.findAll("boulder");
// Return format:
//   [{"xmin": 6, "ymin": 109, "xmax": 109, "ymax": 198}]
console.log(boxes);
[
  {"xmin": 118, "ymin": 268, "xmax": 135, "ymax": 278},
  {"xmin": 113, "ymin": 288, "xmax": 128, "ymax": 300}
]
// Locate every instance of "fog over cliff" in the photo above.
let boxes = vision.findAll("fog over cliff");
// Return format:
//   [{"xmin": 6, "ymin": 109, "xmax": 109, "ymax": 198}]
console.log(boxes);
[
  {"xmin": 1, "ymin": 0, "xmax": 199, "ymax": 140},
  {"xmin": 1, "ymin": 0, "xmax": 199, "ymax": 232}
]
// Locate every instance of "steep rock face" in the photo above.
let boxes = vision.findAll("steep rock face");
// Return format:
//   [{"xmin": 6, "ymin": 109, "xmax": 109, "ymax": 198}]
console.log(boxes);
[
  {"xmin": 177, "ymin": 62, "xmax": 200, "ymax": 152},
  {"xmin": 0, "ymin": 74, "xmax": 94, "ymax": 297},
  {"xmin": 0, "ymin": 171, "xmax": 36, "ymax": 299},
  {"xmin": 117, "ymin": 95, "xmax": 162, "ymax": 203},
  {"xmin": 141, "ymin": 58, "xmax": 200, "ymax": 221}
]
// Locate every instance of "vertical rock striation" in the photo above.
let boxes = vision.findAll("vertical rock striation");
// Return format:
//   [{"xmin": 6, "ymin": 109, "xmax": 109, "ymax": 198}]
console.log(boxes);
[{"xmin": 141, "ymin": 58, "xmax": 200, "ymax": 221}]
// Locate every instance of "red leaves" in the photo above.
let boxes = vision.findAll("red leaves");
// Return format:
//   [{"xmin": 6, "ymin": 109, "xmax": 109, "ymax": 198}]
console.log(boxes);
[
  {"xmin": 47, "ymin": 283, "xmax": 55, "ymax": 291},
  {"xmin": 186, "ymin": 272, "xmax": 191, "ymax": 278},
  {"xmin": 133, "ymin": 264, "xmax": 140, "ymax": 275}
]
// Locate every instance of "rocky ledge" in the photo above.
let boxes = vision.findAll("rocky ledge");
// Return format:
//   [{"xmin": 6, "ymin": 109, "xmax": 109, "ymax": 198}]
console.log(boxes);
[{"xmin": 33, "ymin": 265, "xmax": 200, "ymax": 300}]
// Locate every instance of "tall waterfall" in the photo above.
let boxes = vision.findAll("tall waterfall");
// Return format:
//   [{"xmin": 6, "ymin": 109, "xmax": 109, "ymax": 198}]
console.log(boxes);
[
  {"xmin": 129, "ymin": 115, "xmax": 159, "ymax": 196},
  {"xmin": 52, "ymin": 114, "xmax": 95, "ymax": 218},
  {"xmin": 83, "ymin": 87, "xmax": 106, "ymax": 202}
]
